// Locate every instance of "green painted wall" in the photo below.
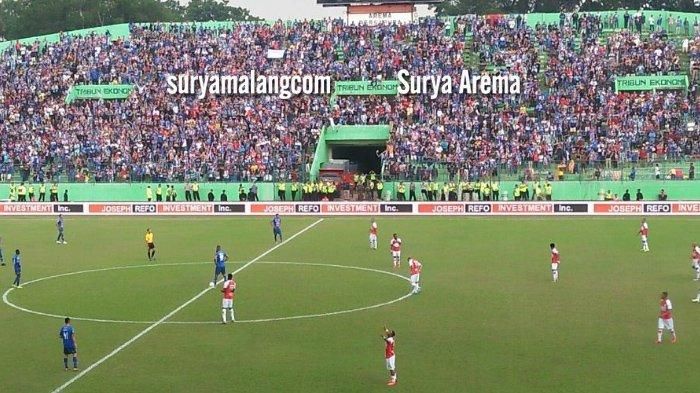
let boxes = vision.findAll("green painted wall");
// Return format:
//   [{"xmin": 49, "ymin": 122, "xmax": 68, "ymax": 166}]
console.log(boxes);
[
  {"xmin": 1, "ymin": 180, "xmax": 698, "ymax": 202},
  {"xmin": 310, "ymin": 128, "xmax": 329, "ymax": 181},
  {"xmin": 385, "ymin": 180, "xmax": 700, "ymax": 201},
  {"xmin": 0, "ymin": 183, "xmax": 277, "ymax": 202},
  {"xmin": 324, "ymin": 125, "xmax": 391, "ymax": 142}
]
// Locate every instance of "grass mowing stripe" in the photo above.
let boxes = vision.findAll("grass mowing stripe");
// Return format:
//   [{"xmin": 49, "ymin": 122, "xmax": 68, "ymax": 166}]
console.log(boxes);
[{"xmin": 49, "ymin": 218, "xmax": 324, "ymax": 393}]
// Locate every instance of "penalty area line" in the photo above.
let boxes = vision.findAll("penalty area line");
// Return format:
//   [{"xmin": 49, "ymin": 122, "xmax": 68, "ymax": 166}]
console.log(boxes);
[{"xmin": 49, "ymin": 218, "xmax": 324, "ymax": 393}]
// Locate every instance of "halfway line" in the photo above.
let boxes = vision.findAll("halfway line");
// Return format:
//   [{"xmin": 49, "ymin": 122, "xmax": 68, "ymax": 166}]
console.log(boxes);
[{"xmin": 50, "ymin": 218, "xmax": 324, "ymax": 393}]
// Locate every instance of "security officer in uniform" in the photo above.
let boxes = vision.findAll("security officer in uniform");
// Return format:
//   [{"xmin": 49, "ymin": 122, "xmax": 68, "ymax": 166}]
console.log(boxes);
[
  {"xmin": 146, "ymin": 186, "xmax": 153, "ymax": 202},
  {"xmin": 166, "ymin": 185, "xmax": 173, "ymax": 202},
  {"xmin": 38, "ymin": 183, "xmax": 46, "ymax": 202},
  {"xmin": 544, "ymin": 182, "xmax": 553, "ymax": 201},
  {"xmin": 277, "ymin": 182, "xmax": 286, "ymax": 201},
  {"xmin": 409, "ymin": 182, "xmax": 416, "ymax": 201},
  {"xmin": 421, "ymin": 182, "xmax": 428, "ymax": 201},
  {"xmin": 514, "ymin": 184, "xmax": 521, "ymax": 201},
  {"xmin": 8, "ymin": 182, "xmax": 15, "ymax": 201},
  {"xmin": 238, "ymin": 184, "xmax": 246, "ymax": 201},
  {"xmin": 291, "ymin": 182, "xmax": 299, "ymax": 201},
  {"xmin": 192, "ymin": 182, "xmax": 200, "ymax": 201},
  {"xmin": 50, "ymin": 183, "xmax": 59, "ymax": 202},
  {"xmin": 376, "ymin": 180, "xmax": 384, "ymax": 201},
  {"xmin": 482, "ymin": 181, "xmax": 491, "ymax": 201},
  {"xmin": 491, "ymin": 180, "xmax": 499, "ymax": 201},
  {"xmin": 394, "ymin": 182, "xmax": 402, "ymax": 201},
  {"xmin": 156, "ymin": 184, "xmax": 163, "ymax": 202},
  {"xmin": 27, "ymin": 184, "xmax": 34, "ymax": 201},
  {"xmin": 17, "ymin": 183, "xmax": 27, "ymax": 202}
]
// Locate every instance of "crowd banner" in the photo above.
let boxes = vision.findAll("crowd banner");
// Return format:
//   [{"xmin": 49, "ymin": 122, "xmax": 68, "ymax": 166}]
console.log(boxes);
[
  {"xmin": 614, "ymin": 75, "xmax": 688, "ymax": 93},
  {"xmin": 65, "ymin": 84, "xmax": 135, "ymax": 104},
  {"xmin": 334, "ymin": 80, "xmax": 399, "ymax": 96}
]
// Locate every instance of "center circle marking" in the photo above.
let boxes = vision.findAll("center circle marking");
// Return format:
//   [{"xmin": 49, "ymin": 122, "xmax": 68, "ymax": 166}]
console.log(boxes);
[{"xmin": 2, "ymin": 261, "xmax": 412, "ymax": 324}]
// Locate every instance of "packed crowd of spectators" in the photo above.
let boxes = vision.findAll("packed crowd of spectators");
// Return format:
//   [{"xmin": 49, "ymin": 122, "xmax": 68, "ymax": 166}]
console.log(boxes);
[{"xmin": 0, "ymin": 13, "xmax": 698, "ymax": 183}]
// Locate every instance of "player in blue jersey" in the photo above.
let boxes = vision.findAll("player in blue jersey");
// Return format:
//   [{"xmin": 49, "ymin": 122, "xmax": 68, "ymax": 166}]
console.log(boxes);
[
  {"xmin": 271, "ymin": 214, "xmax": 282, "ymax": 243},
  {"xmin": 59, "ymin": 317, "xmax": 79, "ymax": 371},
  {"xmin": 12, "ymin": 249, "xmax": 22, "ymax": 288},
  {"xmin": 211, "ymin": 245, "xmax": 229, "ymax": 287},
  {"xmin": 0, "ymin": 236, "xmax": 5, "ymax": 265},
  {"xmin": 56, "ymin": 214, "xmax": 67, "ymax": 245}
]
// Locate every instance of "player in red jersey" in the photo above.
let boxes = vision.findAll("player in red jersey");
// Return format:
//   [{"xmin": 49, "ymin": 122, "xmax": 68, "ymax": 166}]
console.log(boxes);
[
  {"xmin": 691, "ymin": 243, "xmax": 700, "ymax": 281},
  {"xmin": 550, "ymin": 243, "xmax": 560, "ymax": 282},
  {"xmin": 638, "ymin": 218, "xmax": 649, "ymax": 252},
  {"xmin": 390, "ymin": 234, "xmax": 402, "ymax": 268},
  {"xmin": 408, "ymin": 257, "xmax": 422, "ymax": 294},
  {"xmin": 221, "ymin": 273, "xmax": 236, "ymax": 324},
  {"xmin": 369, "ymin": 218, "xmax": 378, "ymax": 250},
  {"xmin": 657, "ymin": 291, "xmax": 676, "ymax": 343},
  {"xmin": 381, "ymin": 327, "xmax": 397, "ymax": 386}
]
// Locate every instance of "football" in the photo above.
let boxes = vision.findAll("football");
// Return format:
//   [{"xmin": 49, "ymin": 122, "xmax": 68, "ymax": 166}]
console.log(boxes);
[{"xmin": 209, "ymin": 282, "xmax": 215, "ymax": 288}]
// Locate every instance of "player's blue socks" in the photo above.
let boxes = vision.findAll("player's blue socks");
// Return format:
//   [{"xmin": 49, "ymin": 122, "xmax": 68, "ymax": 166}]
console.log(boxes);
[{"xmin": 64, "ymin": 357, "xmax": 68, "ymax": 369}]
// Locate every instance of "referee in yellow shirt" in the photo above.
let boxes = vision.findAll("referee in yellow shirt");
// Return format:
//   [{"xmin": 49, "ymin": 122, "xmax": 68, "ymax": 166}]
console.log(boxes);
[{"xmin": 145, "ymin": 229, "xmax": 155, "ymax": 261}]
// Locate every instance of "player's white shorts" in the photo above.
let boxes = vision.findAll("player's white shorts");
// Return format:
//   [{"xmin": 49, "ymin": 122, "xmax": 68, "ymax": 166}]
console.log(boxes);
[
  {"xmin": 641, "ymin": 235, "xmax": 648, "ymax": 242},
  {"xmin": 410, "ymin": 274, "xmax": 420, "ymax": 284},
  {"xmin": 551, "ymin": 263, "xmax": 559, "ymax": 271},
  {"xmin": 392, "ymin": 251, "xmax": 401, "ymax": 259},
  {"xmin": 658, "ymin": 317, "xmax": 674, "ymax": 330},
  {"xmin": 692, "ymin": 260, "xmax": 700, "ymax": 271},
  {"xmin": 369, "ymin": 234, "xmax": 377, "ymax": 242},
  {"xmin": 222, "ymin": 299, "xmax": 233, "ymax": 309},
  {"xmin": 385, "ymin": 355, "xmax": 395, "ymax": 371}
]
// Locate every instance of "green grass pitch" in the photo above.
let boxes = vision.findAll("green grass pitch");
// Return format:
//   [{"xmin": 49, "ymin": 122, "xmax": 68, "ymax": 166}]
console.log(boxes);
[{"xmin": 1, "ymin": 216, "xmax": 699, "ymax": 392}]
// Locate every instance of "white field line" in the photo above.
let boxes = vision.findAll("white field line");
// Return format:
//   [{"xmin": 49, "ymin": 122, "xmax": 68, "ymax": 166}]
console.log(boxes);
[
  {"xmin": 3, "ymin": 262, "xmax": 411, "ymax": 325},
  {"xmin": 48, "ymin": 218, "xmax": 324, "ymax": 393}
]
